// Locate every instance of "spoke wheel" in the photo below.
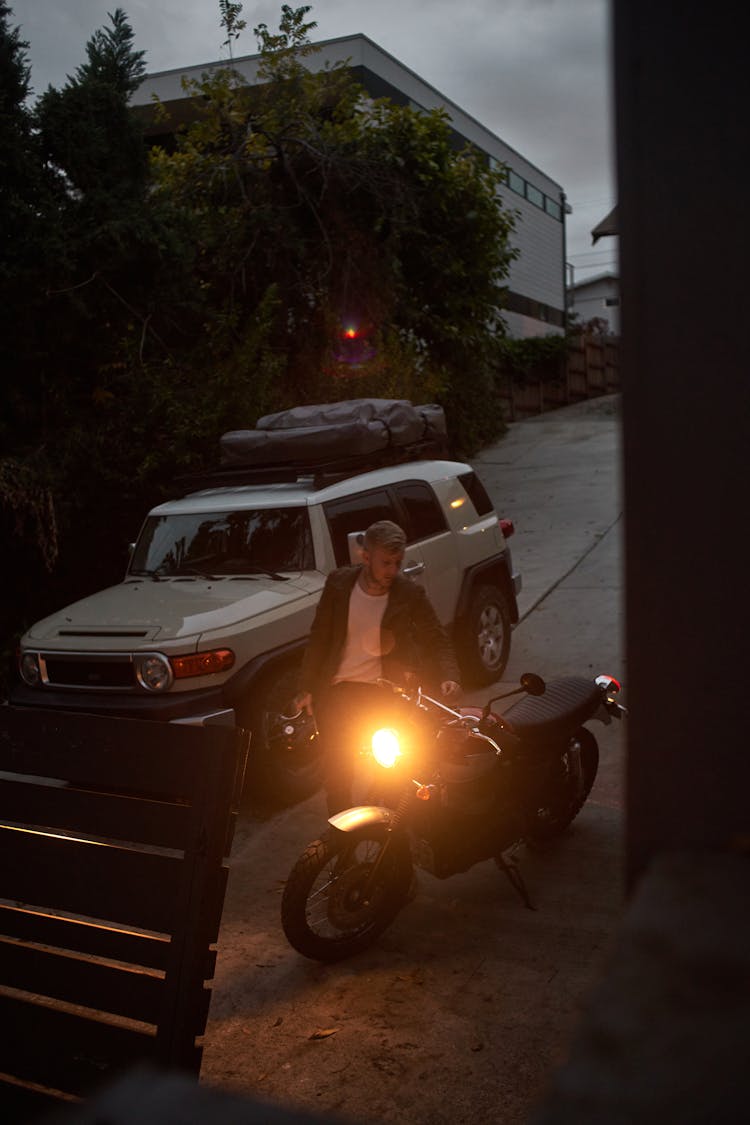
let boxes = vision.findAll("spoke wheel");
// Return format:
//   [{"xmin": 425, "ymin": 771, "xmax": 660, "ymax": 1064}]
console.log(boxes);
[{"xmin": 281, "ymin": 827, "xmax": 412, "ymax": 962}]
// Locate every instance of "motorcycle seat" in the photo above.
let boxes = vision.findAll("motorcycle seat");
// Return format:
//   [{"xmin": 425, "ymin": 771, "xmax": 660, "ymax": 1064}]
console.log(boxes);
[{"xmin": 502, "ymin": 676, "xmax": 600, "ymax": 740}]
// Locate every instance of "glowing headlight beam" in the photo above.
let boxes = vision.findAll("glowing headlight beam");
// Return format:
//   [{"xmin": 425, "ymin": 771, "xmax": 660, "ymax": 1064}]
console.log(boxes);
[{"xmin": 371, "ymin": 728, "xmax": 401, "ymax": 769}]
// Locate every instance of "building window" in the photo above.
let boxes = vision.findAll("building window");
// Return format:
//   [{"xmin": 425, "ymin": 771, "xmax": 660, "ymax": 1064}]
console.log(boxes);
[
  {"xmin": 544, "ymin": 196, "xmax": 562, "ymax": 221},
  {"xmin": 507, "ymin": 169, "xmax": 525, "ymax": 195},
  {"xmin": 501, "ymin": 167, "xmax": 561, "ymax": 221},
  {"xmin": 504, "ymin": 290, "xmax": 565, "ymax": 328},
  {"xmin": 604, "ymin": 297, "xmax": 620, "ymax": 307}
]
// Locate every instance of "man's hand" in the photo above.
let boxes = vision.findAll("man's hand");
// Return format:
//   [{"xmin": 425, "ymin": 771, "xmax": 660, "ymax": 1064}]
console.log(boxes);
[
  {"xmin": 294, "ymin": 691, "xmax": 313, "ymax": 716},
  {"xmin": 440, "ymin": 680, "xmax": 461, "ymax": 699}
]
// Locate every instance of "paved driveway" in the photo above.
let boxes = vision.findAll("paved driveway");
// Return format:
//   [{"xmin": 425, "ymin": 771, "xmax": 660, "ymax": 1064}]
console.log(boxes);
[{"xmin": 199, "ymin": 394, "xmax": 626, "ymax": 1125}]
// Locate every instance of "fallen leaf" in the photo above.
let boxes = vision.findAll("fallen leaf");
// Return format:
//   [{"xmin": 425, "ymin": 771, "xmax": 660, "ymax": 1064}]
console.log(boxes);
[{"xmin": 309, "ymin": 1028, "xmax": 339, "ymax": 1040}]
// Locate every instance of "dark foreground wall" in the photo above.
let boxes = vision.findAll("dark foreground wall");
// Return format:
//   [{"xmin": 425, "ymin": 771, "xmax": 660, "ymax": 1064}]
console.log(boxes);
[
  {"xmin": 530, "ymin": 2, "xmax": 750, "ymax": 1120},
  {"xmin": 615, "ymin": 1, "xmax": 749, "ymax": 878}
]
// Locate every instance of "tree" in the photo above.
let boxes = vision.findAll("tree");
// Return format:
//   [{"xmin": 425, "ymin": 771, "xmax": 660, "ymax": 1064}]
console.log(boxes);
[
  {"xmin": 149, "ymin": 3, "xmax": 518, "ymax": 448},
  {"xmin": 0, "ymin": 1, "xmax": 36, "ymax": 266},
  {"xmin": 0, "ymin": 3, "xmax": 59, "ymax": 566},
  {"xmin": 36, "ymin": 7, "xmax": 147, "ymax": 199},
  {"xmin": 0, "ymin": 8, "xmax": 187, "ymax": 695}
]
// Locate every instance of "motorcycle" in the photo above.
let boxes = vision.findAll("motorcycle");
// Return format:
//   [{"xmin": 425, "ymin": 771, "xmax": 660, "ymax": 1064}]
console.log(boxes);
[{"xmin": 281, "ymin": 671, "xmax": 627, "ymax": 962}]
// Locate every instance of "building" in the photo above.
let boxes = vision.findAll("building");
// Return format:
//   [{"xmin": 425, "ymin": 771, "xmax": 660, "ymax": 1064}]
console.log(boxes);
[
  {"xmin": 132, "ymin": 34, "xmax": 567, "ymax": 340},
  {"xmin": 569, "ymin": 270, "xmax": 620, "ymax": 335}
]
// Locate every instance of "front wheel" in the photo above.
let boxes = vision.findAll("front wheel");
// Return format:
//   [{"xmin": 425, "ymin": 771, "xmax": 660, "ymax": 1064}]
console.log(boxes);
[
  {"xmin": 281, "ymin": 826, "xmax": 413, "ymax": 962},
  {"xmin": 526, "ymin": 727, "xmax": 599, "ymax": 841}
]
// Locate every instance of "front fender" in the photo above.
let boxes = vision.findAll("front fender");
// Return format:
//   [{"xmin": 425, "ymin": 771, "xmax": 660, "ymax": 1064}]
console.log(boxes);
[{"xmin": 328, "ymin": 805, "xmax": 395, "ymax": 833}]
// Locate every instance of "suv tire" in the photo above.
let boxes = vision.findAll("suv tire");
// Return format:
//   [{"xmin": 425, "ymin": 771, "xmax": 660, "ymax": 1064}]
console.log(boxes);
[{"xmin": 458, "ymin": 584, "xmax": 512, "ymax": 686}]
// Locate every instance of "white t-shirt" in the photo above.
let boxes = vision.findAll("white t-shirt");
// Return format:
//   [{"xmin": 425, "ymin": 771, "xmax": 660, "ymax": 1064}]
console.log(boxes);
[{"xmin": 332, "ymin": 580, "xmax": 388, "ymax": 684}]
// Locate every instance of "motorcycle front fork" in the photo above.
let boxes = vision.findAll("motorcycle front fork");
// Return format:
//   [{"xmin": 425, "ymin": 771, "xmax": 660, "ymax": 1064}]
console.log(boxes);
[{"xmin": 360, "ymin": 787, "xmax": 414, "ymax": 904}]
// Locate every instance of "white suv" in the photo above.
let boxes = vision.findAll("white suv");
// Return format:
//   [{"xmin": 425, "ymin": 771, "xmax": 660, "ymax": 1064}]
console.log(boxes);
[{"xmin": 12, "ymin": 411, "xmax": 521, "ymax": 804}]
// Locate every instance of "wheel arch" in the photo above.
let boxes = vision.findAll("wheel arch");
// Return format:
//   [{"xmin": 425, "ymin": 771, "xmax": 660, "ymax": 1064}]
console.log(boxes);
[
  {"xmin": 453, "ymin": 554, "xmax": 519, "ymax": 633},
  {"xmin": 222, "ymin": 638, "xmax": 307, "ymax": 708}
]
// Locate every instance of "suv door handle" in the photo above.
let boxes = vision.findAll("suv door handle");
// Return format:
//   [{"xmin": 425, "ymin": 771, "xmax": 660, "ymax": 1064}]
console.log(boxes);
[{"xmin": 403, "ymin": 561, "xmax": 425, "ymax": 577}]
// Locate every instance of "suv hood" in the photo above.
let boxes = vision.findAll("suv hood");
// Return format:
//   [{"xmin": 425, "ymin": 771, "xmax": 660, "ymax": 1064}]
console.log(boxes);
[{"xmin": 25, "ymin": 575, "xmax": 316, "ymax": 647}]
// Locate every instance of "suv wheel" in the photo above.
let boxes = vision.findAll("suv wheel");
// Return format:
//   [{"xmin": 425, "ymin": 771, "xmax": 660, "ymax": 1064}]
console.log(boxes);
[
  {"xmin": 458, "ymin": 584, "xmax": 512, "ymax": 687},
  {"xmin": 239, "ymin": 666, "xmax": 323, "ymax": 807}
]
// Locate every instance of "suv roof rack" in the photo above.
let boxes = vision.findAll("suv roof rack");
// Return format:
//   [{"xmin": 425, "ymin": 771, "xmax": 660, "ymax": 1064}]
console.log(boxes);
[{"xmin": 173, "ymin": 436, "xmax": 450, "ymax": 496}]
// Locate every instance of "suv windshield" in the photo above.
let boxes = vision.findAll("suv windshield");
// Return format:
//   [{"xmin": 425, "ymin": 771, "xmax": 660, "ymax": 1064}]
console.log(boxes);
[{"xmin": 129, "ymin": 508, "xmax": 314, "ymax": 577}]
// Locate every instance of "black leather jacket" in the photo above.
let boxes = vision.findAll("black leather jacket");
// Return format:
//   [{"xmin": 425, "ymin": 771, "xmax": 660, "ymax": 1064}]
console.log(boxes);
[{"xmin": 299, "ymin": 566, "xmax": 459, "ymax": 703}]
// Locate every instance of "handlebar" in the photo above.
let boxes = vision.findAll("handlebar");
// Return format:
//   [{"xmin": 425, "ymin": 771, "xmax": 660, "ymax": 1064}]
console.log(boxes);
[{"xmin": 377, "ymin": 679, "xmax": 480, "ymax": 728}]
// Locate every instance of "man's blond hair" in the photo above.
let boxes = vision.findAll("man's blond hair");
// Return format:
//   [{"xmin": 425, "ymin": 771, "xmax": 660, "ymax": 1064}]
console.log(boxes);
[{"xmin": 363, "ymin": 520, "xmax": 406, "ymax": 553}]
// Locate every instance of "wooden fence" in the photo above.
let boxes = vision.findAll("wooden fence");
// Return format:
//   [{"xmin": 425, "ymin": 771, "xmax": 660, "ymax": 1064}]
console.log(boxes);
[
  {"xmin": 0, "ymin": 706, "xmax": 248, "ymax": 1122},
  {"xmin": 498, "ymin": 334, "xmax": 620, "ymax": 421}
]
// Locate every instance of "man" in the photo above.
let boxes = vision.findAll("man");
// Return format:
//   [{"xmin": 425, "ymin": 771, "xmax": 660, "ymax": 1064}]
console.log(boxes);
[{"xmin": 296, "ymin": 519, "xmax": 461, "ymax": 815}]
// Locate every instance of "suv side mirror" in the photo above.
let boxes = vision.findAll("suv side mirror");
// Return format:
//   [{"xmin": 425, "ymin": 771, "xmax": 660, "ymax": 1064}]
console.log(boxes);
[{"xmin": 347, "ymin": 531, "xmax": 365, "ymax": 564}]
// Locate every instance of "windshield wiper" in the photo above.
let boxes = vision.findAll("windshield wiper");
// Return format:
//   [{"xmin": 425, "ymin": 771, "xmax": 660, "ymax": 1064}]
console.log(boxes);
[
  {"xmin": 129, "ymin": 568, "xmax": 163, "ymax": 582},
  {"xmin": 241, "ymin": 564, "xmax": 289, "ymax": 582},
  {"xmin": 178, "ymin": 565, "xmax": 219, "ymax": 580}
]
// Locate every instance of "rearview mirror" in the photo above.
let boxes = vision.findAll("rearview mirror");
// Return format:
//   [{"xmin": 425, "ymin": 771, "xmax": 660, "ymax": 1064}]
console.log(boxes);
[{"xmin": 520, "ymin": 672, "xmax": 546, "ymax": 696}]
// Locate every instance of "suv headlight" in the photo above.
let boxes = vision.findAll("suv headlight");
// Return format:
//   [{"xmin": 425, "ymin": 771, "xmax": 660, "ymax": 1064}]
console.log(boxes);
[
  {"xmin": 19, "ymin": 651, "xmax": 41, "ymax": 686},
  {"xmin": 134, "ymin": 652, "xmax": 174, "ymax": 692}
]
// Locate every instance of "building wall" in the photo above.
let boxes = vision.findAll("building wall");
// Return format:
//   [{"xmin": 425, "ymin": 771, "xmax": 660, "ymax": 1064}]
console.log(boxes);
[
  {"xmin": 133, "ymin": 34, "xmax": 566, "ymax": 339},
  {"xmin": 569, "ymin": 273, "xmax": 620, "ymax": 334}
]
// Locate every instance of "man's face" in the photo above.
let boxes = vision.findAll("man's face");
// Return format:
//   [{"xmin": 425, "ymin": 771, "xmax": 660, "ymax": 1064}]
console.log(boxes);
[{"xmin": 362, "ymin": 544, "xmax": 404, "ymax": 593}]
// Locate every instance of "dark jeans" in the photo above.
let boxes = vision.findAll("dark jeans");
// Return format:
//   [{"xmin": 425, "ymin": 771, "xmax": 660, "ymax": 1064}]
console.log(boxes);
[{"xmin": 315, "ymin": 681, "xmax": 403, "ymax": 816}]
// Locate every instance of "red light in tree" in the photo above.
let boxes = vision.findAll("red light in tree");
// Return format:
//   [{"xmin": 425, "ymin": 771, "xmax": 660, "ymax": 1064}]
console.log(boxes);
[{"xmin": 332, "ymin": 318, "xmax": 377, "ymax": 372}]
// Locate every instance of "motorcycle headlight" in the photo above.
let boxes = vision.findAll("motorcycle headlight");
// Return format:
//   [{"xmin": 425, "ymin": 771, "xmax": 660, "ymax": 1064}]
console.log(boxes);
[
  {"xmin": 371, "ymin": 727, "xmax": 402, "ymax": 769},
  {"xmin": 134, "ymin": 652, "xmax": 173, "ymax": 692}
]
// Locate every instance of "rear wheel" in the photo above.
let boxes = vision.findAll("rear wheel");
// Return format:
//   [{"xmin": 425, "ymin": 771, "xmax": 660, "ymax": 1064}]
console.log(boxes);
[
  {"xmin": 457, "ymin": 584, "xmax": 512, "ymax": 686},
  {"xmin": 281, "ymin": 826, "xmax": 412, "ymax": 962},
  {"xmin": 239, "ymin": 665, "xmax": 323, "ymax": 807},
  {"xmin": 526, "ymin": 727, "xmax": 599, "ymax": 841}
]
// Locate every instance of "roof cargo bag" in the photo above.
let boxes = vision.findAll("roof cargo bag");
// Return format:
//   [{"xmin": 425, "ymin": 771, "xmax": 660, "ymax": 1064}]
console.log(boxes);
[{"xmin": 219, "ymin": 399, "xmax": 446, "ymax": 468}]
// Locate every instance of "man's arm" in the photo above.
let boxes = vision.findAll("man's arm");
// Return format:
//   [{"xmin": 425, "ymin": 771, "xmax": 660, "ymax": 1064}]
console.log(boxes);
[
  {"xmin": 408, "ymin": 583, "xmax": 461, "ymax": 692},
  {"xmin": 296, "ymin": 573, "xmax": 339, "ymax": 708}
]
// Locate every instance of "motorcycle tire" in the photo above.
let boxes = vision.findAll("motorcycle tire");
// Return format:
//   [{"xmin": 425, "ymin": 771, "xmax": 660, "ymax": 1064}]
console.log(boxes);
[
  {"xmin": 281, "ymin": 826, "xmax": 413, "ymax": 962},
  {"xmin": 525, "ymin": 727, "xmax": 599, "ymax": 841}
]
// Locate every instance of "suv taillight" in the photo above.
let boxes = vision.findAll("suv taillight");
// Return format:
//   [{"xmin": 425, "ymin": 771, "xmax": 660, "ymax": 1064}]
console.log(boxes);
[{"xmin": 499, "ymin": 518, "xmax": 515, "ymax": 539}]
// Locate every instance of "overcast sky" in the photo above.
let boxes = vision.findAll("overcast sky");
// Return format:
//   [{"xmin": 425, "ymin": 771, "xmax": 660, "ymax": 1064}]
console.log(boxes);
[{"xmin": 12, "ymin": 0, "xmax": 617, "ymax": 282}]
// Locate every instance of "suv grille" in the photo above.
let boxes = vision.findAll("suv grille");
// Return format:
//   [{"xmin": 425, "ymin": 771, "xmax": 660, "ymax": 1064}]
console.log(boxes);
[{"xmin": 40, "ymin": 654, "xmax": 137, "ymax": 691}]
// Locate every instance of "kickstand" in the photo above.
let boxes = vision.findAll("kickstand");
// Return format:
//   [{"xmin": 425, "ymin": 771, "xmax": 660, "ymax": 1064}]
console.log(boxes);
[{"xmin": 497, "ymin": 850, "xmax": 537, "ymax": 911}]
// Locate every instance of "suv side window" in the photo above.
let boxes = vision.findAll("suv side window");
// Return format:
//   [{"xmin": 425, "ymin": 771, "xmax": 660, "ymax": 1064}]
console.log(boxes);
[
  {"xmin": 458, "ymin": 470, "xmax": 495, "ymax": 517},
  {"xmin": 392, "ymin": 481, "xmax": 447, "ymax": 543},
  {"xmin": 324, "ymin": 489, "xmax": 400, "ymax": 566}
]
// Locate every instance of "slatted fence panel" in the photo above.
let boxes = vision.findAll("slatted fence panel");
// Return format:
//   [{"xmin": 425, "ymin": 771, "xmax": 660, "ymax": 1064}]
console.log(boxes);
[{"xmin": 0, "ymin": 705, "xmax": 248, "ymax": 1121}]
